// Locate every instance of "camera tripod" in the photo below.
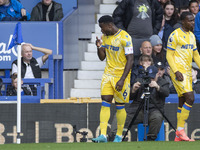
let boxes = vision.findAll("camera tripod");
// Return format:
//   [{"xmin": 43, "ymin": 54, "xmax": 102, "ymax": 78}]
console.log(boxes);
[{"xmin": 122, "ymin": 86, "xmax": 176, "ymax": 141}]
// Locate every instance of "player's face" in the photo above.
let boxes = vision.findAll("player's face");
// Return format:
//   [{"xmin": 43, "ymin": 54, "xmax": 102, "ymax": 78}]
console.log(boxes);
[
  {"xmin": 153, "ymin": 44, "xmax": 162, "ymax": 54},
  {"xmin": 183, "ymin": 15, "xmax": 195, "ymax": 31},
  {"xmin": 22, "ymin": 46, "xmax": 33, "ymax": 62},
  {"xmin": 189, "ymin": 2, "xmax": 199, "ymax": 15},
  {"xmin": 140, "ymin": 42, "xmax": 152, "ymax": 56},
  {"xmin": 164, "ymin": 4, "xmax": 175, "ymax": 18},
  {"xmin": 99, "ymin": 23, "xmax": 113, "ymax": 36}
]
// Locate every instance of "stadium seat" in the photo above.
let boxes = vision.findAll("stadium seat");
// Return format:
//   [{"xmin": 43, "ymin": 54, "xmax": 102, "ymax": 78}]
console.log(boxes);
[{"xmin": 137, "ymin": 121, "xmax": 165, "ymax": 141}]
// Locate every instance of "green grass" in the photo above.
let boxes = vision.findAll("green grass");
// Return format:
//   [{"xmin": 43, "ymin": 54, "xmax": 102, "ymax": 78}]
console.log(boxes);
[{"xmin": 0, "ymin": 141, "xmax": 200, "ymax": 150}]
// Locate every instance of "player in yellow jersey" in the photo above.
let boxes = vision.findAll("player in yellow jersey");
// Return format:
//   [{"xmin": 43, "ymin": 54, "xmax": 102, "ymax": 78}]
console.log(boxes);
[
  {"xmin": 92, "ymin": 15, "xmax": 133, "ymax": 143},
  {"xmin": 167, "ymin": 12, "xmax": 200, "ymax": 141}
]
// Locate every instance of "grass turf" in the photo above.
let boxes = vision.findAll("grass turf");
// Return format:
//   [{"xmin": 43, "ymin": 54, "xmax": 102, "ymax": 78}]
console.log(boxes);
[{"xmin": 0, "ymin": 141, "xmax": 200, "ymax": 150}]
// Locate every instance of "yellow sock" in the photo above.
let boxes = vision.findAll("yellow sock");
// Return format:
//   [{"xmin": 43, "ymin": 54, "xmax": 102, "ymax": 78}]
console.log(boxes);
[
  {"xmin": 179, "ymin": 103, "xmax": 192, "ymax": 128},
  {"xmin": 177, "ymin": 107, "xmax": 181, "ymax": 129},
  {"xmin": 116, "ymin": 105, "xmax": 126, "ymax": 136},
  {"xmin": 100, "ymin": 101, "xmax": 111, "ymax": 135}
]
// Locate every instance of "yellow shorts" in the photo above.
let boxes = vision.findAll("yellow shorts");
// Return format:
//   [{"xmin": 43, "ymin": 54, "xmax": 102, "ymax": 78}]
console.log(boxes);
[
  {"xmin": 170, "ymin": 72, "xmax": 193, "ymax": 97},
  {"xmin": 101, "ymin": 73, "xmax": 130, "ymax": 103}
]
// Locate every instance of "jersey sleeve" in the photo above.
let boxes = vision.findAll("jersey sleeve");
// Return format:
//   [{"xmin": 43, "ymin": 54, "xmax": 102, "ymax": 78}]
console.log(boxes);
[
  {"xmin": 121, "ymin": 34, "xmax": 133, "ymax": 55},
  {"xmin": 167, "ymin": 31, "xmax": 177, "ymax": 51},
  {"xmin": 192, "ymin": 33, "xmax": 197, "ymax": 51}
]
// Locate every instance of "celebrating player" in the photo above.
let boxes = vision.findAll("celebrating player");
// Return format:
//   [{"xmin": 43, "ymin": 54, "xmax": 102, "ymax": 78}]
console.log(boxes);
[
  {"xmin": 92, "ymin": 15, "xmax": 133, "ymax": 143},
  {"xmin": 166, "ymin": 11, "xmax": 200, "ymax": 141}
]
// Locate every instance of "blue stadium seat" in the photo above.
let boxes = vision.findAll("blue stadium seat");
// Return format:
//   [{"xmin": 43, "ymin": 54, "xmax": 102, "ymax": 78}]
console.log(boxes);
[{"xmin": 137, "ymin": 121, "xmax": 165, "ymax": 141}]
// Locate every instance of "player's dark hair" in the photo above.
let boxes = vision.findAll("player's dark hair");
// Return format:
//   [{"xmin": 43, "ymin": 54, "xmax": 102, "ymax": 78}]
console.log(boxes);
[
  {"xmin": 98, "ymin": 15, "xmax": 114, "ymax": 24},
  {"xmin": 180, "ymin": 11, "xmax": 193, "ymax": 21}
]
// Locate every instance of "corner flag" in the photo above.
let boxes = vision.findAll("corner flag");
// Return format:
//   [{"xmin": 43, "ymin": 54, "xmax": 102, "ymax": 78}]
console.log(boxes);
[{"xmin": 8, "ymin": 22, "xmax": 23, "ymax": 49}]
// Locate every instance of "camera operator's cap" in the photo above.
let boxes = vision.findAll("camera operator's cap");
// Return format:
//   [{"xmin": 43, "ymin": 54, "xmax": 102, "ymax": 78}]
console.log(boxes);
[
  {"xmin": 155, "ymin": 61, "xmax": 165, "ymax": 69},
  {"xmin": 149, "ymin": 35, "xmax": 162, "ymax": 47},
  {"xmin": 147, "ymin": 66, "xmax": 158, "ymax": 79},
  {"xmin": 192, "ymin": 62, "xmax": 200, "ymax": 71}
]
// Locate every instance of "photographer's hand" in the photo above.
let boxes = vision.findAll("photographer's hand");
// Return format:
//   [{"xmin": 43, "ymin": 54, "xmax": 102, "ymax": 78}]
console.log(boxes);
[
  {"xmin": 115, "ymin": 79, "xmax": 124, "ymax": 92},
  {"xmin": 149, "ymin": 81, "xmax": 160, "ymax": 91},
  {"xmin": 132, "ymin": 82, "xmax": 141, "ymax": 93}
]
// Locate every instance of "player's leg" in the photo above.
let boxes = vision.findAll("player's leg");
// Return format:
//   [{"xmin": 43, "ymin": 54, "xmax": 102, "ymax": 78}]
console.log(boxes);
[
  {"xmin": 113, "ymin": 75, "xmax": 130, "ymax": 142},
  {"xmin": 92, "ymin": 74, "xmax": 113, "ymax": 143},
  {"xmin": 176, "ymin": 92, "xmax": 195, "ymax": 141}
]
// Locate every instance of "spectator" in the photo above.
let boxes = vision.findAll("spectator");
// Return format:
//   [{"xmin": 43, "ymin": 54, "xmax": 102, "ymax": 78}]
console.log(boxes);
[
  {"xmin": 11, "ymin": 43, "xmax": 52, "ymax": 95},
  {"xmin": 192, "ymin": 62, "xmax": 200, "ymax": 94},
  {"xmin": 112, "ymin": 0, "xmax": 163, "ymax": 61},
  {"xmin": 172, "ymin": 0, "xmax": 190, "ymax": 11},
  {"xmin": 173, "ymin": 6, "xmax": 189, "ymax": 29},
  {"xmin": 31, "ymin": 0, "xmax": 63, "ymax": 21},
  {"xmin": 134, "ymin": 41, "xmax": 153, "ymax": 65},
  {"xmin": 157, "ymin": 0, "xmax": 170, "ymax": 8},
  {"xmin": 159, "ymin": 1, "xmax": 178, "ymax": 49},
  {"xmin": 149, "ymin": 34, "xmax": 167, "ymax": 66},
  {"xmin": 189, "ymin": 0, "xmax": 199, "ymax": 17},
  {"xmin": 6, "ymin": 74, "xmax": 32, "ymax": 96},
  {"xmin": 0, "ymin": 0, "xmax": 30, "ymax": 21}
]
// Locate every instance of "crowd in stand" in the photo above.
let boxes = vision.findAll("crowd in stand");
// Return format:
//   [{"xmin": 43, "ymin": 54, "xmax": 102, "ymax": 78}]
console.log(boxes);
[
  {"xmin": 0, "ymin": 0, "xmax": 63, "ymax": 21},
  {"xmin": 114, "ymin": 0, "xmax": 200, "ymax": 94}
]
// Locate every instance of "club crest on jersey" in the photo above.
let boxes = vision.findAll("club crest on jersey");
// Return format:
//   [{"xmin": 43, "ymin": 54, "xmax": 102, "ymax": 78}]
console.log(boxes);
[
  {"xmin": 169, "ymin": 37, "xmax": 173, "ymax": 43},
  {"xmin": 126, "ymin": 41, "xmax": 131, "ymax": 47}
]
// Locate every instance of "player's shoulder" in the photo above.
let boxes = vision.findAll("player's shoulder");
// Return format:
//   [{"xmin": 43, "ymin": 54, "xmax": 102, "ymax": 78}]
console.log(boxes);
[{"xmin": 119, "ymin": 29, "xmax": 131, "ymax": 39}]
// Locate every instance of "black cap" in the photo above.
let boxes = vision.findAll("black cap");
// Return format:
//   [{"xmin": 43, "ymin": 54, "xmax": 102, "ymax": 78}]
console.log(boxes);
[
  {"xmin": 155, "ymin": 61, "xmax": 165, "ymax": 69},
  {"xmin": 147, "ymin": 66, "xmax": 158, "ymax": 79}
]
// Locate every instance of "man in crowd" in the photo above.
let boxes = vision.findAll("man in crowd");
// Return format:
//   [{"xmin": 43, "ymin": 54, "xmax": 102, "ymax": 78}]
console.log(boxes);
[
  {"xmin": 0, "ymin": 0, "xmax": 30, "ymax": 21},
  {"xmin": 12, "ymin": 43, "xmax": 52, "ymax": 95}
]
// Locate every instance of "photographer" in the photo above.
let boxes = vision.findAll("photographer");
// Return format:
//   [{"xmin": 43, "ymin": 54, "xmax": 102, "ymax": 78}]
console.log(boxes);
[{"xmin": 126, "ymin": 59, "xmax": 170, "ymax": 140}]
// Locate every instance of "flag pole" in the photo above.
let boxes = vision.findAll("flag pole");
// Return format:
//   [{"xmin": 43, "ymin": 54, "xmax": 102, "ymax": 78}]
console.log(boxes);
[
  {"xmin": 8, "ymin": 22, "xmax": 24, "ymax": 144},
  {"xmin": 17, "ymin": 44, "xmax": 22, "ymax": 144}
]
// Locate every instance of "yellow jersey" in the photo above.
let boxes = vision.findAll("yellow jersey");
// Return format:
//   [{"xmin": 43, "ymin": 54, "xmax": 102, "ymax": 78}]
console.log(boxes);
[
  {"xmin": 102, "ymin": 29, "xmax": 133, "ymax": 77},
  {"xmin": 167, "ymin": 28, "xmax": 197, "ymax": 75}
]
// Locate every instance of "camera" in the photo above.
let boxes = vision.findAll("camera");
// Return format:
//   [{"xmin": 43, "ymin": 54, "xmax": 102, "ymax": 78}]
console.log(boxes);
[{"xmin": 137, "ymin": 68, "xmax": 151, "ymax": 88}]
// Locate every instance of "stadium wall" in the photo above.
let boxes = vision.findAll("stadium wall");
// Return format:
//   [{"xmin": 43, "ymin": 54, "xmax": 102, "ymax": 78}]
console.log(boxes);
[{"xmin": 0, "ymin": 103, "xmax": 200, "ymax": 144}]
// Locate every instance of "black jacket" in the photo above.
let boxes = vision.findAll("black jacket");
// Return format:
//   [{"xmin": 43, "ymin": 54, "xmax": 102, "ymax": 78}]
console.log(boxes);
[
  {"xmin": 130, "ymin": 76, "xmax": 169, "ymax": 112},
  {"xmin": 30, "ymin": 1, "xmax": 63, "ymax": 21},
  {"xmin": 112, "ymin": 0, "xmax": 163, "ymax": 34},
  {"xmin": 6, "ymin": 86, "xmax": 32, "ymax": 96},
  {"xmin": 12, "ymin": 57, "xmax": 41, "ymax": 78}
]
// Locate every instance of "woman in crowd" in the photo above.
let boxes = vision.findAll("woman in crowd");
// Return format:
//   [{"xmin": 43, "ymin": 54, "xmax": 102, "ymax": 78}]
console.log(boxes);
[{"xmin": 159, "ymin": 1, "xmax": 178, "ymax": 49}]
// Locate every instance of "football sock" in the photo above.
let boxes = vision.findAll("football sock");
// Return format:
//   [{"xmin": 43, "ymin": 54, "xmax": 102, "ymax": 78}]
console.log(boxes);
[
  {"xmin": 177, "ymin": 107, "xmax": 181, "ymax": 129},
  {"xmin": 100, "ymin": 101, "xmax": 111, "ymax": 136},
  {"xmin": 179, "ymin": 102, "xmax": 192, "ymax": 128},
  {"xmin": 116, "ymin": 105, "xmax": 126, "ymax": 136}
]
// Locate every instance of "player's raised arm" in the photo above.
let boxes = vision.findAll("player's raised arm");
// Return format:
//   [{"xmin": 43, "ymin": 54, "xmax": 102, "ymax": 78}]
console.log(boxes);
[{"xmin": 96, "ymin": 36, "xmax": 106, "ymax": 61}]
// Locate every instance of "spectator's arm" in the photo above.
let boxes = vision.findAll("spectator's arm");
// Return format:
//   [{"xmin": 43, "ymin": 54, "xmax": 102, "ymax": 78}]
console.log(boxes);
[
  {"xmin": 194, "ymin": 12, "xmax": 200, "ymax": 43},
  {"xmin": 112, "ymin": 0, "xmax": 129, "ymax": 30},
  {"xmin": 12, "ymin": 64, "xmax": 18, "ymax": 75},
  {"xmin": 27, "ymin": 44, "xmax": 52, "ymax": 63},
  {"xmin": 153, "ymin": 0, "xmax": 163, "ymax": 34},
  {"xmin": 55, "ymin": 3, "xmax": 64, "ymax": 21},
  {"xmin": 193, "ymin": 50, "xmax": 200, "ymax": 69}
]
